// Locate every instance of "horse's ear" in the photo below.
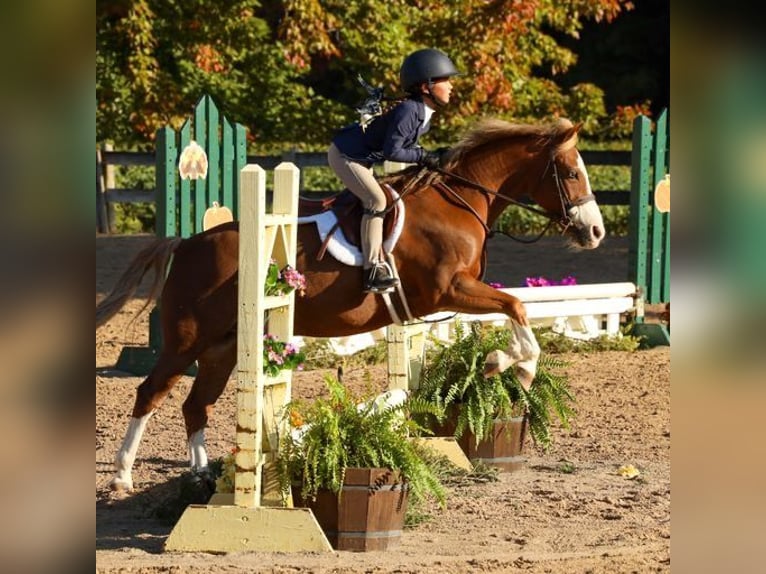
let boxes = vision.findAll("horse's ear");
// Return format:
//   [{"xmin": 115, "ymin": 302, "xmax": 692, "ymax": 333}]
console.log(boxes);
[{"xmin": 553, "ymin": 120, "xmax": 580, "ymax": 152}]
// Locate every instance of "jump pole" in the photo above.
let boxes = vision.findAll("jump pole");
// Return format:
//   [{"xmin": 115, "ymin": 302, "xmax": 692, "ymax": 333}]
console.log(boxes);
[{"xmin": 164, "ymin": 163, "xmax": 331, "ymax": 553}]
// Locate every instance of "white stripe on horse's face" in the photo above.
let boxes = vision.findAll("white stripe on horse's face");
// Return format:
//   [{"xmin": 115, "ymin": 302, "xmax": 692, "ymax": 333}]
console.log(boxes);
[
  {"xmin": 577, "ymin": 153, "xmax": 593, "ymax": 195},
  {"xmin": 567, "ymin": 153, "xmax": 605, "ymax": 248}
]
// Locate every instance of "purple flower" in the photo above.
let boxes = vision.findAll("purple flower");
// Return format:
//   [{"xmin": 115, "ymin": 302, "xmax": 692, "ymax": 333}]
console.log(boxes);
[
  {"xmin": 487, "ymin": 281, "xmax": 504, "ymax": 289},
  {"xmin": 525, "ymin": 275, "xmax": 577, "ymax": 287},
  {"xmin": 525, "ymin": 276, "xmax": 551, "ymax": 287}
]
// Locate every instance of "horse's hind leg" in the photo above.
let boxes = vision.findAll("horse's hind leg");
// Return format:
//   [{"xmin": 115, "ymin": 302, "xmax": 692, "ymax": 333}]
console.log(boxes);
[
  {"xmin": 182, "ymin": 333, "xmax": 237, "ymax": 477},
  {"xmin": 110, "ymin": 350, "xmax": 197, "ymax": 492}
]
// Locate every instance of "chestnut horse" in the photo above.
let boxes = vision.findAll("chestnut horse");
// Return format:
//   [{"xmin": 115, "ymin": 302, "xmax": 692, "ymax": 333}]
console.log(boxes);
[{"xmin": 97, "ymin": 118, "xmax": 604, "ymax": 491}]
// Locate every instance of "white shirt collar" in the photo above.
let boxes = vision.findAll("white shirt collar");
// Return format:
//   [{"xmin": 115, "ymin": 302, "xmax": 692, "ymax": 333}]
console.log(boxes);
[{"xmin": 423, "ymin": 103, "xmax": 435, "ymax": 129}]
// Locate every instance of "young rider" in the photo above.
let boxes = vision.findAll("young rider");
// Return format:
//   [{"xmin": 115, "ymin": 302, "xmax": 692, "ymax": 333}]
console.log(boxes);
[{"xmin": 328, "ymin": 48, "xmax": 460, "ymax": 293}]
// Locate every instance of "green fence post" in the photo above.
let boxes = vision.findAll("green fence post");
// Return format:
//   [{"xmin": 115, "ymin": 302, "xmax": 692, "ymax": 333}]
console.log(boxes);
[
  {"xmin": 629, "ymin": 111, "xmax": 670, "ymax": 346},
  {"xmin": 116, "ymin": 94, "xmax": 247, "ymax": 375}
]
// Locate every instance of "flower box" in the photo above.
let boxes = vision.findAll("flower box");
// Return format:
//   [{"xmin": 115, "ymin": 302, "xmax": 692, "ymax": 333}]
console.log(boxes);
[
  {"xmin": 432, "ymin": 412, "xmax": 528, "ymax": 472},
  {"xmin": 292, "ymin": 468, "xmax": 408, "ymax": 551}
]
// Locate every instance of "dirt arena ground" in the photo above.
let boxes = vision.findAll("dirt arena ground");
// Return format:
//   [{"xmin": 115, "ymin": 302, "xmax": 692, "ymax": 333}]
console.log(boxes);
[{"xmin": 96, "ymin": 233, "xmax": 669, "ymax": 573}]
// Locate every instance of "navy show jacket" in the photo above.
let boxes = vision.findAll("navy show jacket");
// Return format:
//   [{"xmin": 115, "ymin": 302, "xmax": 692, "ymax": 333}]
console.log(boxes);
[{"xmin": 332, "ymin": 97, "xmax": 430, "ymax": 165}]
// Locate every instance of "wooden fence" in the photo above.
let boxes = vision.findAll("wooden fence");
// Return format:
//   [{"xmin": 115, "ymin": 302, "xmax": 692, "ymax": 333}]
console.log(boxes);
[{"xmin": 96, "ymin": 147, "xmax": 632, "ymax": 234}]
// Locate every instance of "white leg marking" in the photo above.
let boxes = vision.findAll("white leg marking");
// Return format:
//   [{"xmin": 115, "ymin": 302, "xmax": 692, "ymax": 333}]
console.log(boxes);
[
  {"xmin": 110, "ymin": 412, "xmax": 154, "ymax": 491},
  {"xmin": 514, "ymin": 321, "xmax": 541, "ymax": 389},
  {"xmin": 483, "ymin": 320, "xmax": 541, "ymax": 390},
  {"xmin": 188, "ymin": 428, "xmax": 208, "ymax": 472}
]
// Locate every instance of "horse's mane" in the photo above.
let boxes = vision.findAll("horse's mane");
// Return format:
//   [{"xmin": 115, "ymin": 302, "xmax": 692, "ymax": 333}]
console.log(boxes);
[
  {"xmin": 382, "ymin": 117, "xmax": 576, "ymax": 189},
  {"xmin": 445, "ymin": 117, "xmax": 575, "ymax": 167}
]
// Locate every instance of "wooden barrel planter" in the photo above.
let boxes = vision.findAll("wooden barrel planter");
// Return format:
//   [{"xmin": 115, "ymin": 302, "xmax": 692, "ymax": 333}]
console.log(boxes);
[
  {"xmin": 292, "ymin": 468, "xmax": 408, "ymax": 551},
  {"xmin": 433, "ymin": 413, "xmax": 528, "ymax": 472}
]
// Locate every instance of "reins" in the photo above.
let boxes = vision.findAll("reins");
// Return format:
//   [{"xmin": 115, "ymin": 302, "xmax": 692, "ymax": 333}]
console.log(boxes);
[
  {"xmin": 434, "ymin": 166, "xmax": 553, "ymax": 220},
  {"xmin": 381, "ymin": 151, "xmax": 596, "ymax": 244},
  {"xmin": 429, "ymin": 159, "xmax": 565, "ymax": 243}
]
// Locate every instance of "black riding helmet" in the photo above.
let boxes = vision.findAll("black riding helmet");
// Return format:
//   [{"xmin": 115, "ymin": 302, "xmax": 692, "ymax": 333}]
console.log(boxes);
[{"xmin": 400, "ymin": 48, "xmax": 461, "ymax": 94}]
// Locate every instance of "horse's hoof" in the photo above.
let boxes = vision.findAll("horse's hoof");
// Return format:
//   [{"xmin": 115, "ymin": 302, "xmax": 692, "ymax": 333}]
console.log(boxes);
[
  {"xmin": 191, "ymin": 467, "xmax": 216, "ymax": 493},
  {"xmin": 109, "ymin": 477, "xmax": 133, "ymax": 492}
]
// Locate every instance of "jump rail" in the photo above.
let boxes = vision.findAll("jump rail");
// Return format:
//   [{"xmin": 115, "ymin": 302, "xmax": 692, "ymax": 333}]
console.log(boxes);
[{"xmin": 292, "ymin": 282, "xmax": 638, "ymax": 391}]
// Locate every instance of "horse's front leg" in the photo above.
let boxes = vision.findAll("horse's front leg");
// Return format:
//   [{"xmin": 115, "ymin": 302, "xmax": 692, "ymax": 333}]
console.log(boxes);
[
  {"xmin": 447, "ymin": 272, "xmax": 530, "ymax": 324},
  {"xmin": 444, "ymin": 272, "xmax": 540, "ymax": 388}
]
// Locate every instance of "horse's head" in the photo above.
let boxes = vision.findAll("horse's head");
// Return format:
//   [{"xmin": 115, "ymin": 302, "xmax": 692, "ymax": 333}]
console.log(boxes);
[
  {"xmin": 529, "ymin": 120, "xmax": 605, "ymax": 249},
  {"xmin": 444, "ymin": 118, "xmax": 605, "ymax": 249}
]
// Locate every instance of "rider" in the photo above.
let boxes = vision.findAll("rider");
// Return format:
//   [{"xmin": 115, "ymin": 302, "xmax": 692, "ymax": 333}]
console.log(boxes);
[{"xmin": 328, "ymin": 48, "xmax": 461, "ymax": 294}]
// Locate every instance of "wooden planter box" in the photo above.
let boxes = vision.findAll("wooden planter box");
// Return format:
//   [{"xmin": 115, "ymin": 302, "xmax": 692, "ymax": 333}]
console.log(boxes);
[
  {"xmin": 433, "ymin": 414, "xmax": 528, "ymax": 472},
  {"xmin": 292, "ymin": 468, "xmax": 408, "ymax": 552}
]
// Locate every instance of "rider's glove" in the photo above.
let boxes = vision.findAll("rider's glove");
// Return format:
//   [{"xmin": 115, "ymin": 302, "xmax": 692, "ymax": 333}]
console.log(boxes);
[{"xmin": 419, "ymin": 150, "xmax": 442, "ymax": 170}]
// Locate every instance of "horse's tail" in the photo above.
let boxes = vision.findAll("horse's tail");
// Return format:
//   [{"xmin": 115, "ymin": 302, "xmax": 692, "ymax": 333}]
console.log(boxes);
[{"xmin": 96, "ymin": 237, "xmax": 183, "ymax": 328}]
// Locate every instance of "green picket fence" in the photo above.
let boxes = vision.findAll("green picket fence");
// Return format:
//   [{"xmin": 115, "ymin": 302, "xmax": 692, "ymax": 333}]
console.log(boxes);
[
  {"xmin": 156, "ymin": 95, "xmax": 248, "ymax": 237},
  {"xmin": 116, "ymin": 95, "xmax": 247, "ymax": 374},
  {"xmin": 628, "ymin": 109, "xmax": 670, "ymax": 345}
]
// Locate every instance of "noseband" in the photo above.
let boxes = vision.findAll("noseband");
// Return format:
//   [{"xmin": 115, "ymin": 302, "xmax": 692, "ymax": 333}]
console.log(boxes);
[{"xmin": 544, "ymin": 155, "xmax": 597, "ymax": 230}]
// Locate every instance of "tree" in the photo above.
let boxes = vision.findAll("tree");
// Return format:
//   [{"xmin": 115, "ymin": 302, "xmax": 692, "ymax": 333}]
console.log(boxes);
[{"xmin": 97, "ymin": 0, "xmax": 634, "ymax": 148}]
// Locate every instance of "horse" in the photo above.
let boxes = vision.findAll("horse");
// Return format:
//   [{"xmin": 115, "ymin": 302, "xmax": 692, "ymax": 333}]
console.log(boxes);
[{"xmin": 96, "ymin": 118, "xmax": 604, "ymax": 491}]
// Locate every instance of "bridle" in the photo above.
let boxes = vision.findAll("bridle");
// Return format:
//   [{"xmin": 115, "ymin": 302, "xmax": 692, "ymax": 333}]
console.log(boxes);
[
  {"xmin": 421, "ymin": 152, "xmax": 596, "ymax": 241},
  {"xmin": 542, "ymin": 154, "xmax": 597, "ymax": 228}
]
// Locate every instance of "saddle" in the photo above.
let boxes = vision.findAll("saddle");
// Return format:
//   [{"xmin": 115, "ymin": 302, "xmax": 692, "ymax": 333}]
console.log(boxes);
[{"xmin": 298, "ymin": 183, "xmax": 401, "ymax": 260}]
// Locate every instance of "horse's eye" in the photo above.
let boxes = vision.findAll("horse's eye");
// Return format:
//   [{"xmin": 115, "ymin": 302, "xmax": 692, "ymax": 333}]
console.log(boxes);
[{"xmin": 567, "ymin": 170, "xmax": 578, "ymax": 180}]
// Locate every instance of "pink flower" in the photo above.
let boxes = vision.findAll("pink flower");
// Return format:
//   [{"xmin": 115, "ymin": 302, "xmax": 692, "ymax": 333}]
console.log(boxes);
[
  {"xmin": 525, "ymin": 276, "xmax": 551, "ymax": 287},
  {"xmin": 525, "ymin": 275, "xmax": 577, "ymax": 287}
]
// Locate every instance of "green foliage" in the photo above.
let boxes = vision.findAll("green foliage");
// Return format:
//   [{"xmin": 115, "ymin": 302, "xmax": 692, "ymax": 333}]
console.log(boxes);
[
  {"xmin": 278, "ymin": 375, "xmax": 447, "ymax": 508},
  {"xmin": 108, "ymin": 163, "xmax": 156, "ymax": 233},
  {"xmin": 262, "ymin": 334, "xmax": 305, "ymax": 377},
  {"xmin": 521, "ymin": 354, "xmax": 576, "ymax": 448},
  {"xmin": 97, "ymin": 0, "xmax": 349, "ymax": 147},
  {"xmin": 300, "ymin": 166, "xmax": 344, "ymax": 194},
  {"xmin": 300, "ymin": 338, "xmax": 388, "ymax": 371},
  {"xmin": 113, "ymin": 202, "xmax": 155, "ymax": 234},
  {"xmin": 600, "ymin": 102, "xmax": 654, "ymax": 140},
  {"xmin": 415, "ymin": 321, "xmax": 575, "ymax": 450},
  {"xmin": 565, "ymin": 83, "xmax": 607, "ymax": 134},
  {"xmin": 534, "ymin": 326, "xmax": 642, "ymax": 353},
  {"xmin": 98, "ymin": 0, "xmax": 637, "ymax": 151}
]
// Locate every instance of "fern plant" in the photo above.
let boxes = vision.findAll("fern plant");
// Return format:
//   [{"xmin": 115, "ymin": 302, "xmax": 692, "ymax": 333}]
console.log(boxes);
[
  {"xmin": 277, "ymin": 375, "xmax": 446, "ymax": 508},
  {"xmin": 414, "ymin": 321, "xmax": 575, "ymax": 450}
]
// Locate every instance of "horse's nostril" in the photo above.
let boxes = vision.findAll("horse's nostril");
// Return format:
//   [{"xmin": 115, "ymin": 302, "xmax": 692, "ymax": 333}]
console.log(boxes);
[{"xmin": 592, "ymin": 225, "xmax": 604, "ymax": 240}]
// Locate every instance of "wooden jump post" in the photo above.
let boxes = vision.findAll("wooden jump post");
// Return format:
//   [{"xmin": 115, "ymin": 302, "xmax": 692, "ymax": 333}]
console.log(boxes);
[{"xmin": 164, "ymin": 163, "xmax": 331, "ymax": 553}]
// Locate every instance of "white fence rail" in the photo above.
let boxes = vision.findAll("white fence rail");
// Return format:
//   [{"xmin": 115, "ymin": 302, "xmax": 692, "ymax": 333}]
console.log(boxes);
[{"xmin": 296, "ymin": 282, "xmax": 638, "ymax": 390}]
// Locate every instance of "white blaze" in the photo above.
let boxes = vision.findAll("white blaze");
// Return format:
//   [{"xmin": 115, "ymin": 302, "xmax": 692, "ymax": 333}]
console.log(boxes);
[{"xmin": 567, "ymin": 153, "xmax": 605, "ymax": 246}]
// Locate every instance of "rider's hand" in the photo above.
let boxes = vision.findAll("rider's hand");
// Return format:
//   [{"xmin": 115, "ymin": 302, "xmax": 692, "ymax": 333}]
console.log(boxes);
[{"xmin": 419, "ymin": 150, "xmax": 442, "ymax": 170}]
